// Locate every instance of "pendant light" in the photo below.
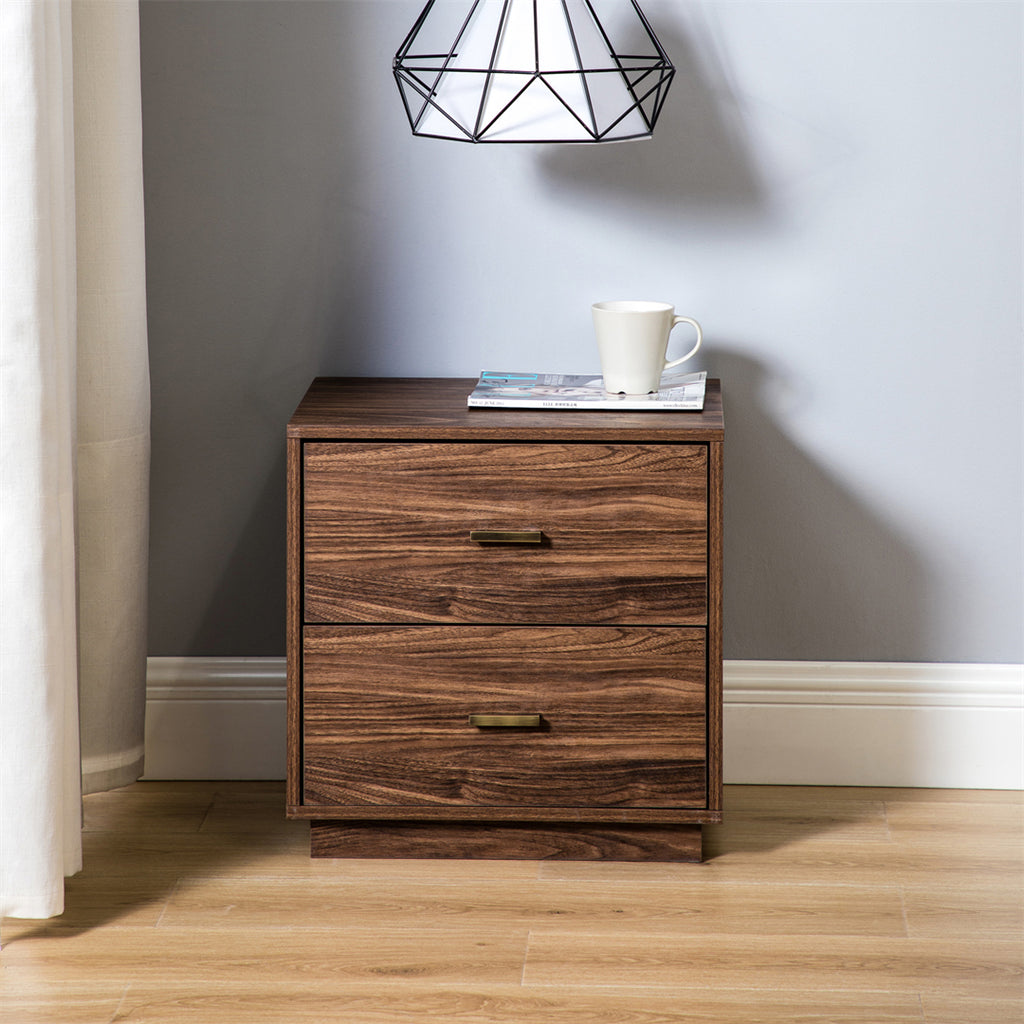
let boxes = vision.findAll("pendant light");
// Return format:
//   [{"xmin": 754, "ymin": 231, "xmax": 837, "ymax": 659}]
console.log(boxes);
[{"xmin": 394, "ymin": 0, "xmax": 675, "ymax": 144}]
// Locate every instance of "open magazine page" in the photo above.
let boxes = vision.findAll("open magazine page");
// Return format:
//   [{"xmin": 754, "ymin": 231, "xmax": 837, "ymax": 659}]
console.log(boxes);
[{"xmin": 467, "ymin": 371, "xmax": 707, "ymax": 411}]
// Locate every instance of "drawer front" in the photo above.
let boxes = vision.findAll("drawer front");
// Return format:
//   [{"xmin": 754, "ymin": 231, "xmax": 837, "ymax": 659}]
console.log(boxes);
[
  {"xmin": 302, "ymin": 625, "xmax": 707, "ymax": 810},
  {"xmin": 303, "ymin": 442, "xmax": 707, "ymax": 624}
]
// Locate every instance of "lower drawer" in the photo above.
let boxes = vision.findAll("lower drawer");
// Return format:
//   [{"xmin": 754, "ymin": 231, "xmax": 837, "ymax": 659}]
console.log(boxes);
[{"xmin": 301, "ymin": 625, "xmax": 707, "ymax": 811}]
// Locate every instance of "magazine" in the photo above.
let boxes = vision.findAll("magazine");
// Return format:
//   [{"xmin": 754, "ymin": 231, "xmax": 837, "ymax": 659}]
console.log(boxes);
[{"xmin": 467, "ymin": 370, "xmax": 706, "ymax": 411}]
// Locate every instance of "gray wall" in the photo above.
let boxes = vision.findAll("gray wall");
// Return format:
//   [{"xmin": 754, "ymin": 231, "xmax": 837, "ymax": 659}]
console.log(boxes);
[{"xmin": 141, "ymin": 0, "xmax": 1023, "ymax": 663}]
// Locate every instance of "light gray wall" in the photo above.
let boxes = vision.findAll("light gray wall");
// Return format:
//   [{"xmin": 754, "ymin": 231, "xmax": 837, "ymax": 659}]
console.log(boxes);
[{"xmin": 141, "ymin": 0, "xmax": 1023, "ymax": 663}]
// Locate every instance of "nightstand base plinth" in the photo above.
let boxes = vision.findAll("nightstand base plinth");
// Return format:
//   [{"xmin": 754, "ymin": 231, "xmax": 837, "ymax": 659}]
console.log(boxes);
[{"xmin": 309, "ymin": 821, "xmax": 703, "ymax": 862}]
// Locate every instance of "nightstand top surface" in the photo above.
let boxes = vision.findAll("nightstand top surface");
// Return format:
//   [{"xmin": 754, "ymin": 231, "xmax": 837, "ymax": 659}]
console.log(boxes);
[{"xmin": 288, "ymin": 377, "xmax": 723, "ymax": 442}]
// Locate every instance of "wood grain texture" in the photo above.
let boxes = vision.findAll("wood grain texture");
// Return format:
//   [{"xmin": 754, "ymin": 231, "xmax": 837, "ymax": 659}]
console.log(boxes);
[
  {"xmin": 3, "ymin": 783, "xmax": 1020, "ymax": 1024},
  {"xmin": 285, "ymin": 436, "xmax": 303, "ymax": 806},
  {"xmin": 301, "ymin": 625, "xmax": 706, "ymax": 811},
  {"xmin": 2, "ymin": 926, "xmax": 529, "ymax": 986},
  {"xmin": 158, "ymin": 875, "xmax": 909, "ymax": 935},
  {"xmin": 303, "ymin": 441, "xmax": 708, "ymax": 625},
  {"xmin": 310, "ymin": 822, "xmax": 703, "ymax": 862},
  {"xmin": 287, "ymin": 376, "xmax": 725, "ymax": 442},
  {"xmin": 8, "ymin": 982, "xmax": 928, "ymax": 1024},
  {"xmin": 286, "ymin": 377, "xmax": 724, "ymax": 861},
  {"xmin": 521, "ymin": 933, "xmax": 1024, "ymax": 998},
  {"xmin": 707, "ymin": 439, "xmax": 724, "ymax": 813},
  {"xmin": 291, "ymin": 805, "xmax": 723, "ymax": 825}
]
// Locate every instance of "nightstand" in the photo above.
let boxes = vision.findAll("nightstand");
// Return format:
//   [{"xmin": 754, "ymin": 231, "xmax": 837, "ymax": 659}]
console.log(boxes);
[{"xmin": 286, "ymin": 377, "xmax": 723, "ymax": 861}]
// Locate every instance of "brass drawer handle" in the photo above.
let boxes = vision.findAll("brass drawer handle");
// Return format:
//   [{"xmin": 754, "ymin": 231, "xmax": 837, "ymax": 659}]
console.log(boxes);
[
  {"xmin": 470, "ymin": 530, "xmax": 543, "ymax": 544},
  {"xmin": 469, "ymin": 713, "xmax": 542, "ymax": 728}
]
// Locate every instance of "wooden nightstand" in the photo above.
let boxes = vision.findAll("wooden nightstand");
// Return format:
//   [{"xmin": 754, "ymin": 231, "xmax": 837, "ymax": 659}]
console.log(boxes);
[{"xmin": 286, "ymin": 377, "xmax": 724, "ymax": 861}]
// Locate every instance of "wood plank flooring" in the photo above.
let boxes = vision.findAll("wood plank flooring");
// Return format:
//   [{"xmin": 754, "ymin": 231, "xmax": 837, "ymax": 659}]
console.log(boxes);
[{"xmin": 1, "ymin": 782, "xmax": 1020, "ymax": 1023}]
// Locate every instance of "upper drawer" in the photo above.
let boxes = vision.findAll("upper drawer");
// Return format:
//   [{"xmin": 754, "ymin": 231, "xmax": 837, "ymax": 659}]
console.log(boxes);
[{"xmin": 303, "ymin": 442, "xmax": 708, "ymax": 625}]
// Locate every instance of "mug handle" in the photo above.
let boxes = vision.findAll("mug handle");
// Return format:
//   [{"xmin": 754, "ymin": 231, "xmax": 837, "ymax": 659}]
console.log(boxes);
[{"xmin": 664, "ymin": 316, "xmax": 702, "ymax": 370}]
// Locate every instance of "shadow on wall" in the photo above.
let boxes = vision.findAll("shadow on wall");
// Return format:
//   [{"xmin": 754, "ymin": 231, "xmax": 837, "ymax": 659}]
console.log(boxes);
[
  {"xmin": 142, "ymin": 3, "xmax": 931, "ymax": 663},
  {"xmin": 536, "ymin": 12, "xmax": 930, "ymax": 660},
  {"xmin": 185, "ymin": 451, "xmax": 288, "ymax": 656},
  {"xmin": 704, "ymin": 349, "xmax": 930, "ymax": 662},
  {"xmin": 539, "ymin": 21, "xmax": 770, "ymax": 225},
  {"xmin": 143, "ymin": 0, "xmax": 367, "ymax": 657}
]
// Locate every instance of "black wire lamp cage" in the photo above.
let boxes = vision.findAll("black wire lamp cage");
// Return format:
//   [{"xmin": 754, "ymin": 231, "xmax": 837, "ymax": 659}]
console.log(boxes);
[{"xmin": 394, "ymin": 0, "xmax": 675, "ymax": 143}]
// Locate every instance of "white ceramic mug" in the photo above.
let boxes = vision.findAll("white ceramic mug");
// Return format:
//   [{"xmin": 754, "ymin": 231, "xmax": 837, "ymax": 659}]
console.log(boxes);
[{"xmin": 592, "ymin": 300, "xmax": 703, "ymax": 394}]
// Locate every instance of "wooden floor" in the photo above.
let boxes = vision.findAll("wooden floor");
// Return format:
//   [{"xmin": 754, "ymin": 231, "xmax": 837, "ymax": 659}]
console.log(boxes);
[{"xmin": 1, "ymin": 783, "xmax": 1021, "ymax": 1023}]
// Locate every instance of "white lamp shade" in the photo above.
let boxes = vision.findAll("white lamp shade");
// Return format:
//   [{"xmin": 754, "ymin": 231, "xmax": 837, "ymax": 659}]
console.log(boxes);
[{"xmin": 394, "ymin": 0, "xmax": 675, "ymax": 143}]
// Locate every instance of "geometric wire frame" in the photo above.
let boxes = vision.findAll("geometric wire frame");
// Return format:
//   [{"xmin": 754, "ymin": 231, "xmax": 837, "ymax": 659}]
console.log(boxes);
[{"xmin": 394, "ymin": 0, "xmax": 675, "ymax": 143}]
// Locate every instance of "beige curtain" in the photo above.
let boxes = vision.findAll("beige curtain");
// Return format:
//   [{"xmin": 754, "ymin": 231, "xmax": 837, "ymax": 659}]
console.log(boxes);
[{"xmin": 0, "ymin": 0, "xmax": 150, "ymax": 922}]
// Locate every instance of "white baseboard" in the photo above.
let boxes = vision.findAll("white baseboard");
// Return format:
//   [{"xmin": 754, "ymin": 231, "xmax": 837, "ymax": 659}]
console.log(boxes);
[
  {"xmin": 143, "ymin": 657, "xmax": 1023, "ymax": 789},
  {"xmin": 143, "ymin": 658, "xmax": 287, "ymax": 781},
  {"xmin": 724, "ymin": 661, "xmax": 1022, "ymax": 789}
]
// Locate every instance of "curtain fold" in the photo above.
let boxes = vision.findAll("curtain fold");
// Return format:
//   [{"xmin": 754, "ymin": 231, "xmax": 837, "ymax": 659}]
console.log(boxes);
[
  {"xmin": 1, "ymin": 0, "xmax": 150, "ymax": 922},
  {"xmin": 0, "ymin": 0, "xmax": 81, "ymax": 924},
  {"xmin": 73, "ymin": 0, "xmax": 150, "ymax": 796}
]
